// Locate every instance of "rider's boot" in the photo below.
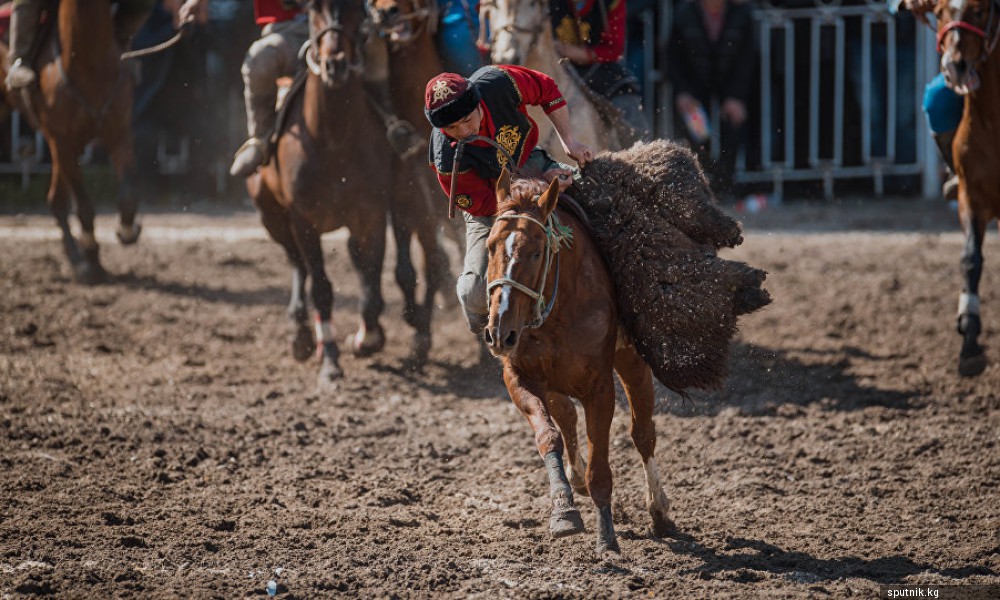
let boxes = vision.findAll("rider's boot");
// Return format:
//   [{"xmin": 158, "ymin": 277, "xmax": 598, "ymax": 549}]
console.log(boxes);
[
  {"xmin": 933, "ymin": 129, "xmax": 960, "ymax": 202},
  {"xmin": 230, "ymin": 92, "xmax": 276, "ymax": 177},
  {"xmin": 6, "ymin": 0, "xmax": 44, "ymax": 90},
  {"xmin": 362, "ymin": 35, "xmax": 424, "ymax": 159}
]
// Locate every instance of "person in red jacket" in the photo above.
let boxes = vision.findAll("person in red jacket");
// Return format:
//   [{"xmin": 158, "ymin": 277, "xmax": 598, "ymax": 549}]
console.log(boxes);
[
  {"xmin": 424, "ymin": 65, "xmax": 594, "ymax": 335},
  {"xmin": 180, "ymin": 0, "xmax": 308, "ymax": 177},
  {"xmin": 549, "ymin": 0, "xmax": 649, "ymax": 143}
]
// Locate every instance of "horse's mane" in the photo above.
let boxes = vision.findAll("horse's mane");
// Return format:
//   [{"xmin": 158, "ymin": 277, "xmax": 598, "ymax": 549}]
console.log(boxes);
[{"xmin": 495, "ymin": 176, "xmax": 549, "ymax": 216}]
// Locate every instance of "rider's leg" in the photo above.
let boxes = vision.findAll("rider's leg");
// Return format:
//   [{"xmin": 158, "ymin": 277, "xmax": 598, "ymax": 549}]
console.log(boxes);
[
  {"xmin": 923, "ymin": 72, "xmax": 964, "ymax": 201},
  {"xmin": 113, "ymin": 0, "xmax": 155, "ymax": 50},
  {"xmin": 610, "ymin": 92, "xmax": 651, "ymax": 144},
  {"xmin": 6, "ymin": 0, "xmax": 44, "ymax": 90},
  {"xmin": 362, "ymin": 34, "xmax": 424, "ymax": 158},
  {"xmin": 456, "ymin": 212, "xmax": 493, "ymax": 334},
  {"xmin": 230, "ymin": 19, "xmax": 308, "ymax": 177}
]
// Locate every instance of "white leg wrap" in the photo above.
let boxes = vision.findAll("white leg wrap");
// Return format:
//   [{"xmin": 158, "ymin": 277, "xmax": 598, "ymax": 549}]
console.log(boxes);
[
  {"xmin": 643, "ymin": 458, "xmax": 670, "ymax": 513},
  {"xmin": 314, "ymin": 318, "xmax": 336, "ymax": 344},
  {"xmin": 958, "ymin": 293, "xmax": 981, "ymax": 317}
]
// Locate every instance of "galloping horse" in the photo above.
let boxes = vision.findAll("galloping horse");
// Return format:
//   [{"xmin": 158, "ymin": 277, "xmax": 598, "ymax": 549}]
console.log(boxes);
[
  {"xmin": 484, "ymin": 169, "xmax": 672, "ymax": 555},
  {"xmin": 0, "ymin": 0, "xmax": 147, "ymax": 283},
  {"xmin": 935, "ymin": 0, "xmax": 1000, "ymax": 376},
  {"xmin": 248, "ymin": 0, "xmax": 423, "ymax": 385},
  {"xmin": 478, "ymin": 0, "xmax": 622, "ymax": 162},
  {"xmin": 366, "ymin": 0, "xmax": 458, "ymax": 325}
]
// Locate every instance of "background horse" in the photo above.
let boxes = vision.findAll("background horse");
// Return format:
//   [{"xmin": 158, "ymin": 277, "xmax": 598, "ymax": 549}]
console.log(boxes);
[
  {"xmin": 248, "ymin": 0, "xmax": 425, "ymax": 386},
  {"xmin": 367, "ymin": 0, "xmax": 460, "ymax": 334},
  {"xmin": 484, "ymin": 169, "xmax": 672, "ymax": 555},
  {"xmin": 935, "ymin": 0, "xmax": 1000, "ymax": 376},
  {"xmin": 0, "ymin": 0, "xmax": 146, "ymax": 283},
  {"xmin": 478, "ymin": 0, "xmax": 622, "ymax": 161}
]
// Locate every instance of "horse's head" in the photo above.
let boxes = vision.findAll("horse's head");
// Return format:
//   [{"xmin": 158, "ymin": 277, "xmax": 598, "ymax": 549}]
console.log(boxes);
[
  {"xmin": 480, "ymin": 0, "xmax": 546, "ymax": 65},
  {"xmin": 365, "ymin": 0, "xmax": 434, "ymax": 46},
  {"xmin": 935, "ymin": 0, "xmax": 999, "ymax": 94},
  {"xmin": 484, "ymin": 168, "xmax": 562, "ymax": 357},
  {"xmin": 308, "ymin": 0, "xmax": 366, "ymax": 88}
]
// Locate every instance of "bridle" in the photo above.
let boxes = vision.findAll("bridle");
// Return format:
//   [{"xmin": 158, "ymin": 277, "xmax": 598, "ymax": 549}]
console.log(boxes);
[
  {"xmin": 305, "ymin": 11, "xmax": 365, "ymax": 77},
  {"xmin": 936, "ymin": 0, "xmax": 1000, "ymax": 63},
  {"xmin": 487, "ymin": 208, "xmax": 574, "ymax": 329},
  {"xmin": 477, "ymin": 0, "xmax": 547, "ymax": 57},
  {"xmin": 364, "ymin": 0, "xmax": 438, "ymax": 47}
]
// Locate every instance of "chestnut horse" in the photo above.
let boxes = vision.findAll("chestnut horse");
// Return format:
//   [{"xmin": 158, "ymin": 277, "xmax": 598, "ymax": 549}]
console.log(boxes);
[
  {"xmin": 0, "ymin": 0, "xmax": 146, "ymax": 283},
  {"xmin": 478, "ymin": 0, "xmax": 621, "ymax": 162},
  {"xmin": 248, "ymin": 0, "xmax": 429, "ymax": 386},
  {"xmin": 935, "ymin": 0, "xmax": 1000, "ymax": 376},
  {"xmin": 484, "ymin": 169, "xmax": 672, "ymax": 555}
]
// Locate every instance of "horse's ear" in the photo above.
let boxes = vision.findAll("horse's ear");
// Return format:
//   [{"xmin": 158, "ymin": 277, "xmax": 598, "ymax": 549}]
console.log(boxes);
[
  {"xmin": 537, "ymin": 176, "xmax": 561, "ymax": 219},
  {"xmin": 496, "ymin": 166, "xmax": 512, "ymax": 204}
]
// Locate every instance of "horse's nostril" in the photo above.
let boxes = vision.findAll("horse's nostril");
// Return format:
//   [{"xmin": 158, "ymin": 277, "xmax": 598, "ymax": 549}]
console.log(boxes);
[
  {"xmin": 483, "ymin": 327, "xmax": 495, "ymax": 346},
  {"xmin": 387, "ymin": 6, "xmax": 399, "ymax": 16},
  {"xmin": 503, "ymin": 330, "xmax": 518, "ymax": 348}
]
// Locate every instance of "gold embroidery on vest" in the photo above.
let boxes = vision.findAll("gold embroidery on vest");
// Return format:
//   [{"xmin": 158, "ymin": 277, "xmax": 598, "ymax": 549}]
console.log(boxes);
[
  {"xmin": 555, "ymin": 15, "xmax": 591, "ymax": 45},
  {"xmin": 495, "ymin": 125, "xmax": 522, "ymax": 168}
]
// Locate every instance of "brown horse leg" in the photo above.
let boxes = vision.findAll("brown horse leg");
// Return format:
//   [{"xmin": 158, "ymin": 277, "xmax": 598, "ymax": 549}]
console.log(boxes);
[
  {"xmin": 108, "ymin": 130, "xmax": 141, "ymax": 245},
  {"xmin": 53, "ymin": 141, "xmax": 106, "ymax": 284},
  {"xmin": 614, "ymin": 345, "xmax": 675, "ymax": 537},
  {"xmin": 504, "ymin": 367, "xmax": 585, "ymax": 538},
  {"xmin": 548, "ymin": 393, "xmax": 589, "ymax": 496},
  {"xmin": 957, "ymin": 210, "xmax": 987, "ymax": 376},
  {"xmin": 582, "ymin": 375, "xmax": 620, "ymax": 555},
  {"xmin": 387, "ymin": 199, "xmax": 427, "ymax": 365},
  {"xmin": 289, "ymin": 212, "xmax": 342, "ymax": 385},
  {"xmin": 252, "ymin": 179, "xmax": 314, "ymax": 362},
  {"xmin": 44, "ymin": 146, "xmax": 84, "ymax": 272},
  {"xmin": 346, "ymin": 225, "xmax": 387, "ymax": 357}
]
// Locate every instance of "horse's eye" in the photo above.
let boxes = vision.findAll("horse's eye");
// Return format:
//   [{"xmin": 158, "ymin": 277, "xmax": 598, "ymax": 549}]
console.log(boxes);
[{"xmin": 532, "ymin": 252, "xmax": 542, "ymax": 260}]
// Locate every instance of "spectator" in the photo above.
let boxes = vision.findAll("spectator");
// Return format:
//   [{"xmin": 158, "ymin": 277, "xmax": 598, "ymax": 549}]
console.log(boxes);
[
  {"xmin": 436, "ymin": 0, "xmax": 485, "ymax": 76},
  {"xmin": 667, "ymin": 0, "xmax": 755, "ymax": 201}
]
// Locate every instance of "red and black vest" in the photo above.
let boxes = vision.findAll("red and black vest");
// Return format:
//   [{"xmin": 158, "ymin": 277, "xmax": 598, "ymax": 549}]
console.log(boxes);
[{"xmin": 430, "ymin": 66, "xmax": 536, "ymax": 183}]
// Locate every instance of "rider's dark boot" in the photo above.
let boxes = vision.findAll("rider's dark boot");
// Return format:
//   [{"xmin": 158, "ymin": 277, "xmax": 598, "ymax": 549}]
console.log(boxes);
[
  {"xmin": 6, "ymin": 0, "xmax": 44, "ymax": 90},
  {"xmin": 367, "ymin": 76, "xmax": 425, "ymax": 159},
  {"xmin": 230, "ymin": 93, "xmax": 276, "ymax": 177},
  {"xmin": 933, "ymin": 129, "xmax": 960, "ymax": 201}
]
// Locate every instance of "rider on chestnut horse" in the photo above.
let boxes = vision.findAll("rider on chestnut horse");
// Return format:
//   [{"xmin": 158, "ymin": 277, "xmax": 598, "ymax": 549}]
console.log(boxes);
[
  {"xmin": 423, "ymin": 65, "xmax": 595, "ymax": 336},
  {"xmin": 6, "ymin": 0, "xmax": 154, "ymax": 89}
]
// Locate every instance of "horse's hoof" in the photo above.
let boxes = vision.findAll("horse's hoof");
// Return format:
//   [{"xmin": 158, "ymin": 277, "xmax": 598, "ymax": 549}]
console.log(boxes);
[
  {"xmin": 595, "ymin": 537, "xmax": 622, "ymax": 556},
  {"xmin": 550, "ymin": 507, "xmax": 586, "ymax": 538},
  {"xmin": 73, "ymin": 261, "xmax": 107, "ymax": 285},
  {"xmin": 595, "ymin": 506, "xmax": 620, "ymax": 555},
  {"xmin": 649, "ymin": 510, "xmax": 677, "ymax": 538},
  {"xmin": 347, "ymin": 326, "xmax": 385, "ymax": 357},
  {"xmin": 116, "ymin": 223, "xmax": 142, "ymax": 245},
  {"xmin": 959, "ymin": 352, "xmax": 987, "ymax": 377},
  {"xmin": 410, "ymin": 333, "xmax": 432, "ymax": 365},
  {"xmin": 291, "ymin": 325, "xmax": 316, "ymax": 362}
]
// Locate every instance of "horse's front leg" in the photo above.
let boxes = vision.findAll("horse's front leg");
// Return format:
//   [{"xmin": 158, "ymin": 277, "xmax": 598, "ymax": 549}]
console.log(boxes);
[
  {"xmin": 289, "ymin": 213, "xmax": 342, "ymax": 386},
  {"xmin": 958, "ymin": 210, "xmax": 987, "ymax": 377},
  {"xmin": 504, "ymin": 367, "xmax": 585, "ymax": 538},
  {"xmin": 346, "ymin": 221, "xmax": 387, "ymax": 357},
  {"xmin": 52, "ymin": 141, "xmax": 106, "ymax": 284},
  {"xmin": 108, "ymin": 129, "xmax": 141, "ymax": 245},
  {"xmin": 581, "ymin": 374, "xmax": 620, "ymax": 555}
]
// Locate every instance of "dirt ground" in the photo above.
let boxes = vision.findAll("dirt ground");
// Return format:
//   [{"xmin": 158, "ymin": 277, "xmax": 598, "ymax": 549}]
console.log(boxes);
[{"xmin": 1, "ymin": 198, "xmax": 998, "ymax": 599}]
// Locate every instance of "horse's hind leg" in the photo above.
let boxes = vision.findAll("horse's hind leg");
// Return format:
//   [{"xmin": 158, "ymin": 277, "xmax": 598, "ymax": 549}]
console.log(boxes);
[
  {"xmin": 289, "ymin": 212, "xmax": 342, "ymax": 385},
  {"xmin": 44, "ymin": 145, "xmax": 84, "ymax": 274},
  {"xmin": 346, "ymin": 220, "xmax": 387, "ymax": 357},
  {"xmin": 388, "ymin": 199, "xmax": 429, "ymax": 364},
  {"xmin": 957, "ymin": 210, "xmax": 987, "ymax": 376},
  {"xmin": 108, "ymin": 128, "xmax": 142, "ymax": 245},
  {"xmin": 503, "ymin": 368, "xmax": 584, "ymax": 539},
  {"xmin": 581, "ymin": 374, "xmax": 620, "ymax": 555},
  {"xmin": 548, "ymin": 393, "xmax": 589, "ymax": 496},
  {"xmin": 614, "ymin": 344, "xmax": 675, "ymax": 537},
  {"xmin": 53, "ymin": 141, "xmax": 106, "ymax": 283}
]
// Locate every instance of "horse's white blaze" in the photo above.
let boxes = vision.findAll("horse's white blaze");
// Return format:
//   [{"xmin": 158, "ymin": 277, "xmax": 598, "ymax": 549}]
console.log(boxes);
[
  {"xmin": 315, "ymin": 318, "xmax": 336, "ymax": 344},
  {"xmin": 949, "ymin": 0, "xmax": 967, "ymax": 13},
  {"xmin": 642, "ymin": 457, "xmax": 670, "ymax": 514},
  {"xmin": 498, "ymin": 232, "xmax": 518, "ymax": 317},
  {"xmin": 959, "ymin": 292, "xmax": 981, "ymax": 316}
]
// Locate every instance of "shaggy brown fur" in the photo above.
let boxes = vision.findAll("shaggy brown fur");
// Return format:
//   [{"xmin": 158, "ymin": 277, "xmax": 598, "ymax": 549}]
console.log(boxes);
[{"xmin": 571, "ymin": 140, "xmax": 771, "ymax": 393}]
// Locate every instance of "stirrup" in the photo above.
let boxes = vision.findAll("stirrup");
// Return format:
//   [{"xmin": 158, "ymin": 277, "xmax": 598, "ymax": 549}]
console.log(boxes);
[{"xmin": 6, "ymin": 58, "xmax": 37, "ymax": 89}]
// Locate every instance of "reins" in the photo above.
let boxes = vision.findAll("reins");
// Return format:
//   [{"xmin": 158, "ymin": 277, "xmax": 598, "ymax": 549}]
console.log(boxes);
[
  {"xmin": 120, "ymin": 23, "xmax": 191, "ymax": 61},
  {"xmin": 487, "ymin": 208, "xmax": 574, "ymax": 329},
  {"xmin": 932, "ymin": 0, "xmax": 1000, "ymax": 63}
]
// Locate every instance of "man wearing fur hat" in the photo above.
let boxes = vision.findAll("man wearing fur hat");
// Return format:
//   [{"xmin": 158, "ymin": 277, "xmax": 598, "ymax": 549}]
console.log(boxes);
[{"xmin": 424, "ymin": 65, "xmax": 595, "ymax": 337}]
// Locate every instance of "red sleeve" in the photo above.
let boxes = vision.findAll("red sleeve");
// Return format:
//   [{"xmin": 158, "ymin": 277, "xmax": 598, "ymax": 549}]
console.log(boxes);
[
  {"xmin": 590, "ymin": 0, "xmax": 626, "ymax": 63},
  {"xmin": 433, "ymin": 167, "xmax": 499, "ymax": 217},
  {"xmin": 499, "ymin": 65, "xmax": 568, "ymax": 114},
  {"xmin": 255, "ymin": 0, "xmax": 302, "ymax": 26}
]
